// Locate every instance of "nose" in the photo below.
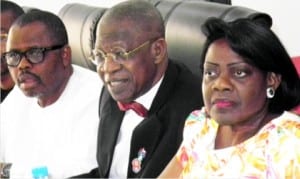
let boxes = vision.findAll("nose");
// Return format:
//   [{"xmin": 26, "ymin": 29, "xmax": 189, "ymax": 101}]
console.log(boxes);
[
  {"xmin": 212, "ymin": 73, "xmax": 233, "ymax": 91},
  {"xmin": 17, "ymin": 55, "xmax": 32, "ymax": 69},
  {"xmin": 98, "ymin": 55, "xmax": 121, "ymax": 73}
]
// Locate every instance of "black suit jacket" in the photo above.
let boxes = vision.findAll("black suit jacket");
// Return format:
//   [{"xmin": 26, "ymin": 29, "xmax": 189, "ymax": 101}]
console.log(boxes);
[{"xmin": 74, "ymin": 60, "xmax": 203, "ymax": 178}]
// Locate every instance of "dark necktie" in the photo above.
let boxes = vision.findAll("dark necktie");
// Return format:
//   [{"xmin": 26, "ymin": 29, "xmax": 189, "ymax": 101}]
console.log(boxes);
[{"xmin": 117, "ymin": 101, "xmax": 148, "ymax": 117}]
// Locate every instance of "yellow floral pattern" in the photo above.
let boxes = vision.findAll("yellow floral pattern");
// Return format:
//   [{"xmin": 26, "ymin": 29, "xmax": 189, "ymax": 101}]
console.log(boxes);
[{"xmin": 177, "ymin": 108, "xmax": 300, "ymax": 178}]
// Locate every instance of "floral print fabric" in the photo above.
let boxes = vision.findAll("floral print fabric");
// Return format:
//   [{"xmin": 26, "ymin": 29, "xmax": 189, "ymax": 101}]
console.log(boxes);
[{"xmin": 177, "ymin": 108, "xmax": 300, "ymax": 178}]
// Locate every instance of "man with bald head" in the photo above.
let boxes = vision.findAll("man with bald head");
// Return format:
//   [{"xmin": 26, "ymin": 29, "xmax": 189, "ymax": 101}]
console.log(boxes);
[{"xmin": 81, "ymin": 0, "xmax": 203, "ymax": 178}]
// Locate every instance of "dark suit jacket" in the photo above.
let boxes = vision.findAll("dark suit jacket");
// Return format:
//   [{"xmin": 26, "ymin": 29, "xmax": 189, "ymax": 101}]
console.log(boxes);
[{"xmin": 72, "ymin": 60, "xmax": 203, "ymax": 178}]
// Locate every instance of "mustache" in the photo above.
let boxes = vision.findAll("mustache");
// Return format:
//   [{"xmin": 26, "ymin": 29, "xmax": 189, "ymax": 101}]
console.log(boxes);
[{"xmin": 18, "ymin": 71, "xmax": 41, "ymax": 83}]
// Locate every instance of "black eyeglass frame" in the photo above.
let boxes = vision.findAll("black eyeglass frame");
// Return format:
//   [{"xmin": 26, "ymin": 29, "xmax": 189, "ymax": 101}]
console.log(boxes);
[{"xmin": 4, "ymin": 44, "xmax": 66, "ymax": 67}]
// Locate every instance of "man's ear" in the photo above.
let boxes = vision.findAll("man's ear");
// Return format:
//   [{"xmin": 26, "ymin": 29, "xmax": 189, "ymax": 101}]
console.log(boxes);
[
  {"xmin": 61, "ymin": 45, "xmax": 72, "ymax": 67},
  {"xmin": 267, "ymin": 72, "xmax": 282, "ymax": 90},
  {"xmin": 151, "ymin": 38, "xmax": 167, "ymax": 64}
]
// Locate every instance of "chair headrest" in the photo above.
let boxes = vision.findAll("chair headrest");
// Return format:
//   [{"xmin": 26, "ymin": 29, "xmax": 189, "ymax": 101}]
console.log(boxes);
[{"xmin": 58, "ymin": 0, "xmax": 272, "ymax": 77}]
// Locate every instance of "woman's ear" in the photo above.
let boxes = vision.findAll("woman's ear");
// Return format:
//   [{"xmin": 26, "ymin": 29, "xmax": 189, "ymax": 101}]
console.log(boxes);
[
  {"xmin": 267, "ymin": 72, "xmax": 282, "ymax": 90},
  {"xmin": 61, "ymin": 45, "xmax": 72, "ymax": 67},
  {"xmin": 151, "ymin": 38, "xmax": 167, "ymax": 64}
]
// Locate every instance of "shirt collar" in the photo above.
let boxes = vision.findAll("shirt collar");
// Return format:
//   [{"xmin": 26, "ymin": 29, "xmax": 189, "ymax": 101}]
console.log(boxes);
[{"xmin": 135, "ymin": 75, "xmax": 164, "ymax": 110}]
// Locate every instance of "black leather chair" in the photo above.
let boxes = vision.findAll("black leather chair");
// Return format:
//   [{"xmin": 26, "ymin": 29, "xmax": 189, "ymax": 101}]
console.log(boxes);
[
  {"xmin": 58, "ymin": 1, "xmax": 271, "ymax": 76},
  {"xmin": 58, "ymin": 3, "xmax": 107, "ymax": 71},
  {"xmin": 159, "ymin": 0, "xmax": 272, "ymax": 75}
]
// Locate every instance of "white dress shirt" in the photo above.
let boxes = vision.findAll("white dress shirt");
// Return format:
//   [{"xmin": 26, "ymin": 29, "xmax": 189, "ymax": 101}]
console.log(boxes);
[{"xmin": 109, "ymin": 77, "xmax": 164, "ymax": 178}]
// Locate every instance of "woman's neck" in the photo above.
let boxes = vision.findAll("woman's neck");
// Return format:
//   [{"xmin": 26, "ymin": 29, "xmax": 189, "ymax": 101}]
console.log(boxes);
[{"xmin": 214, "ymin": 107, "xmax": 279, "ymax": 149}]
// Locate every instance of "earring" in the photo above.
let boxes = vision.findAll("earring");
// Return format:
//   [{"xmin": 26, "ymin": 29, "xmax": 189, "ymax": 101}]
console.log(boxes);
[{"xmin": 266, "ymin": 87, "xmax": 275, "ymax": 99}]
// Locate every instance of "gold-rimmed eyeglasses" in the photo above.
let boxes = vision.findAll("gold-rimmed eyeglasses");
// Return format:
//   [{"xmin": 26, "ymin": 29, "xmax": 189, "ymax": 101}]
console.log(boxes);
[{"xmin": 90, "ymin": 37, "xmax": 159, "ymax": 67}]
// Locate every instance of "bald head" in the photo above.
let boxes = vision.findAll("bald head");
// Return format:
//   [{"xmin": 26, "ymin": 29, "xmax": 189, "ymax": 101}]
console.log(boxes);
[
  {"xmin": 100, "ymin": 0, "xmax": 165, "ymax": 38},
  {"xmin": 94, "ymin": 0, "xmax": 169, "ymax": 103}
]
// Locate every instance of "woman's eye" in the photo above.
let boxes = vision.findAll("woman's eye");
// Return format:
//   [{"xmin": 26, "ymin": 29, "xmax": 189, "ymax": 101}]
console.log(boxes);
[
  {"xmin": 204, "ymin": 69, "xmax": 217, "ymax": 77},
  {"xmin": 234, "ymin": 70, "xmax": 247, "ymax": 77}
]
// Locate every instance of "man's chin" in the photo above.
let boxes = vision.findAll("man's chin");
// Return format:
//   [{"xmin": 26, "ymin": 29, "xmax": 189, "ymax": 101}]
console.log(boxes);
[
  {"xmin": 111, "ymin": 93, "xmax": 133, "ymax": 103},
  {"xmin": 20, "ymin": 88, "xmax": 38, "ymax": 98}
]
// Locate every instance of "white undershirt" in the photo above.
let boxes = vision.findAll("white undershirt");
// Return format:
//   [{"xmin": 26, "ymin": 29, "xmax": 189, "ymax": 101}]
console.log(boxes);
[{"xmin": 109, "ymin": 76, "xmax": 164, "ymax": 178}]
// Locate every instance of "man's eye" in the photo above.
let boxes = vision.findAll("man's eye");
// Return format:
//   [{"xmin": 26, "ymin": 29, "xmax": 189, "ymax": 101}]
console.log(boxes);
[
  {"xmin": 28, "ymin": 49, "xmax": 43, "ymax": 56},
  {"xmin": 0, "ymin": 37, "xmax": 7, "ymax": 42},
  {"xmin": 0, "ymin": 34, "xmax": 8, "ymax": 42},
  {"xmin": 95, "ymin": 55, "xmax": 105, "ymax": 61},
  {"xmin": 114, "ymin": 51, "xmax": 126, "ymax": 59},
  {"xmin": 7, "ymin": 52, "xmax": 18, "ymax": 57}
]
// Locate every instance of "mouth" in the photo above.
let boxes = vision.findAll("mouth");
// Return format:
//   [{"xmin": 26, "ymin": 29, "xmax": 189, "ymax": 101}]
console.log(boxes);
[
  {"xmin": 108, "ymin": 79, "xmax": 128, "ymax": 87},
  {"xmin": 212, "ymin": 99, "xmax": 235, "ymax": 109},
  {"xmin": 18, "ymin": 73, "xmax": 40, "ymax": 90},
  {"xmin": 106, "ymin": 78, "xmax": 130, "ymax": 92}
]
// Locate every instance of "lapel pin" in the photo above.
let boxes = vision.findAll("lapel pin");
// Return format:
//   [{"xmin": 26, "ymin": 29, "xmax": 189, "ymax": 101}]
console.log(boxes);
[{"xmin": 131, "ymin": 147, "xmax": 147, "ymax": 173}]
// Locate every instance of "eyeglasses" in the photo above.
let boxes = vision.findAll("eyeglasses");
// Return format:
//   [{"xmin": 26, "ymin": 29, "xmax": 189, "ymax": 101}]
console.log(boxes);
[
  {"xmin": 3, "ymin": 44, "xmax": 65, "ymax": 67},
  {"xmin": 0, "ymin": 34, "xmax": 8, "ymax": 43},
  {"xmin": 90, "ymin": 38, "xmax": 158, "ymax": 67}
]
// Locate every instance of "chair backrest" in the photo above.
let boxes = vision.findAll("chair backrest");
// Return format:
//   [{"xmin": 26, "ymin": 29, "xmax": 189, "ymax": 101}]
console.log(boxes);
[
  {"xmin": 58, "ymin": 3, "xmax": 106, "ymax": 71},
  {"xmin": 58, "ymin": 0, "xmax": 271, "ymax": 76}
]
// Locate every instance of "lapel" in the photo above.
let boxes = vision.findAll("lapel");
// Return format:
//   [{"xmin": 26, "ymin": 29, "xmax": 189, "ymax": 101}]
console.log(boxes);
[
  {"xmin": 127, "ymin": 61, "xmax": 180, "ymax": 177},
  {"xmin": 97, "ymin": 88, "xmax": 124, "ymax": 177},
  {"xmin": 149, "ymin": 61, "xmax": 179, "ymax": 113},
  {"xmin": 127, "ymin": 114, "xmax": 161, "ymax": 177}
]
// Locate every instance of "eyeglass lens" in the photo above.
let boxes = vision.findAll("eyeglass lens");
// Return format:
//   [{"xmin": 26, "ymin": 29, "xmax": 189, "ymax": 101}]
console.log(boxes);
[{"xmin": 5, "ymin": 48, "xmax": 44, "ymax": 66}]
